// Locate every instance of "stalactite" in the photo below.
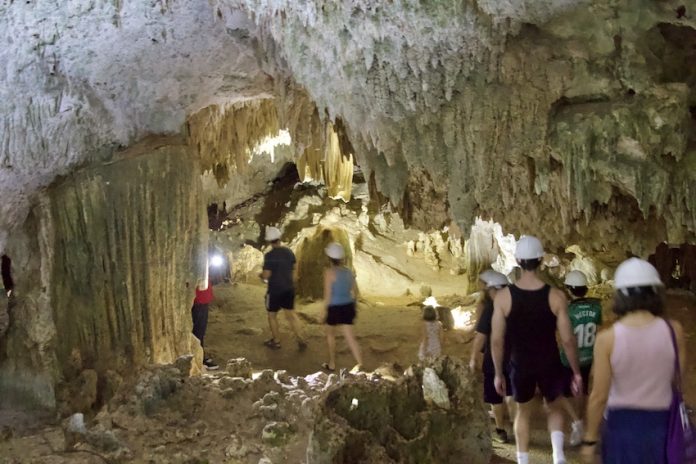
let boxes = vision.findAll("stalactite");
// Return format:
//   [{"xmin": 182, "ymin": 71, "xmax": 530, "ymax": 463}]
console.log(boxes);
[
  {"xmin": 188, "ymin": 89, "xmax": 355, "ymax": 202},
  {"xmin": 322, "ymin": 123, "xmax": 354, "ymax": 201},
  {"xmin": 187, "ymin": 100, "xmax": 280, "ymax": 185},
  {"xmin": 235, "ymin": 0, "xmax": 696, "ymax": 253}
]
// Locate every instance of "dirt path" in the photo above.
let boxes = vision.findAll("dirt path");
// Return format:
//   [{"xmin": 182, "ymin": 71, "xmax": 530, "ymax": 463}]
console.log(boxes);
[{"xmin": 205, "ymin": 282, "xmax": 471, "ymax": 375}]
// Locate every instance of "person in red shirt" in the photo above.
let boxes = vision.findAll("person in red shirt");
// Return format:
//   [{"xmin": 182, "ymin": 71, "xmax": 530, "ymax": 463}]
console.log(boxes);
[{"xmin": 192, "ymin": 279, "xmax": 218, "ymax": 370}]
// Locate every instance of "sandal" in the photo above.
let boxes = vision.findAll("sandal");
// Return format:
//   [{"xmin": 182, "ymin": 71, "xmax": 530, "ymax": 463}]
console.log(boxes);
[
  {"xmin": 350, "ymin": 364, "xmax": 363, "ymax": 374},
  {"xmin": 263, "ymin": 338, "xmax": 281, "ymax": 350},
  {"xmin": 321, "ymin": 363, "xmax": 336, "ymax": 372}
]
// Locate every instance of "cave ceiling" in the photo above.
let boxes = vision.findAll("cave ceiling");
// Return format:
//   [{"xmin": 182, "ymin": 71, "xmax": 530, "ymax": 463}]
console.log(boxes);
[{"xmin": 1, "ymin": 0, "xmax": 695, "ymax": 254}]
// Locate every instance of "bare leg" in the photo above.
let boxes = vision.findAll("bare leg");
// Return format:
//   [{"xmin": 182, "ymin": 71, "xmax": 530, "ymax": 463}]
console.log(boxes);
[
  {"xmin": 576, "ymin": 395, "xmax": 586, "ymax": 417},
  {"xmin": 492, "ymin": 403, "xmax": 507, "ymax": 430},
  {"xmin": 267, "ymin": 312, "xmax": 280, "ymax": 342},
  {"xmin": 547, "ymin": 397, "xmax": 564, "ymax": 433},
  {"xmin": 505, "ymin": 397, "xmax": 517, "ymax": 424},
  {"xmin": 284, "ymin": 310, "xmax": 305, "ymax": 342},
  {"xmin": 340, "ymin": 325, "xmax": 363, "ymax": 366},
  {"xmin": 325, "ymin": 325, "xmax": 336, "ymax": 369},
  {"xmin": 560, "ymin": 396, "xmax": 580, "ymax": 422},
  {"xmin": 514, "ymin": 401, "xmax": 532, "ymax": 453}
]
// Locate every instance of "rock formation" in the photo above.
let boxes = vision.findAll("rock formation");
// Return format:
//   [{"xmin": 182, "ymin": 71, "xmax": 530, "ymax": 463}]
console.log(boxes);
[
  {"xmin": 234, "ymin": 0, "xmax": 696, "ymax": 255},
  {"xmin": 1, "ymin": 356, "xmax": 491, "ymax": 463},
  {"xmin": 1, "ymin": 138, "xmax": 207, "ymax": 408}
]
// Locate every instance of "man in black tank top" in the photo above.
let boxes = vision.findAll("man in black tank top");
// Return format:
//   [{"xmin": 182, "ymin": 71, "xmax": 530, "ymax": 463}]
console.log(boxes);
[{"xmin": 491, "ymin": 236, "xmax": 582, "ymax": 464}]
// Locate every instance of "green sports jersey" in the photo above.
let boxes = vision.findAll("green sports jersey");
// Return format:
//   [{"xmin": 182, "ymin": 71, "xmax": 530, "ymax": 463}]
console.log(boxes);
[{"xmin": 560, "ymin": 297, "xmax": 603, "ymax": 367}]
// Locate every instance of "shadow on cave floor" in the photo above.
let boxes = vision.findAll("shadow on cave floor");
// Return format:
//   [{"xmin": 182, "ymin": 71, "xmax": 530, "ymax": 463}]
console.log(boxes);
[{"xmin": 206, "ymin": 282, "xmax": 696, "ymax": 464}]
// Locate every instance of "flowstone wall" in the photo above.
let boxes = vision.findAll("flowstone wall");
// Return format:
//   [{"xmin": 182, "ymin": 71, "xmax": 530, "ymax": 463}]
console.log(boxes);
[{"xmin": 0, "ymin": 138, "xmax": 207, "ymax": 409}]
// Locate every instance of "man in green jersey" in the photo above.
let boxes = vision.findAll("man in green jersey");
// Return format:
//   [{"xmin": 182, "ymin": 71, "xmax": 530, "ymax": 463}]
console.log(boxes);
[{"xmin": 559, "ymin": 270, "xmax": 602, "ymax": 446}]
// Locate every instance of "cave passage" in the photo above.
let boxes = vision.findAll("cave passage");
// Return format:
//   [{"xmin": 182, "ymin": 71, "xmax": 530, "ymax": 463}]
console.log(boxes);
[{"xmin": 1, "ymin": 255, "xmax": 13, "ymax": 296}]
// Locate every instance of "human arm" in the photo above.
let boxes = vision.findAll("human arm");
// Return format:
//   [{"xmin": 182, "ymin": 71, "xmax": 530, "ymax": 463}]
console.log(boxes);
[
  {"xmin": 469, "ymin": 333, "xmax": 486, "ymax": 372},
  {"xmin": 491, "ymin": 289, "xmax": 510, "ymax": 396},
  {"xmin": 470, "ymin": 303, "xmax": 488, "ymax": 370},
  {"xmin": 581, "ymin": 328, "xmax": 613, "ymax": 461},
  {"xmin": 323, "ymin": 269, "xmax": 333, "ymax": 314},
  {"xmin": 553, "ymin": 289, "xmax": 583, "ymax": 395},
  {"xmin": 260, "ymin": 253, "xmax": 272, "ymax": 282},
  {"xmin": 352, "ymin": 274, "xmax": 360, "ymax": 300}
]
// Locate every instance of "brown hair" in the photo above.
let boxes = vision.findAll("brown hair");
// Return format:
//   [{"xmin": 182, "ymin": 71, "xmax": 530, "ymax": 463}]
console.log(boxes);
[
  {"xmin": 612, "ymin": 287, "xmax": 664, "ymax": 317},
  {"xmin": 422, "ymin": 306, "xmax": 438, "ymax": 322}
]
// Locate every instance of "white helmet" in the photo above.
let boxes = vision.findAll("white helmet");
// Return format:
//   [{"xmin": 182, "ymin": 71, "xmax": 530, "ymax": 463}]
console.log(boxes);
[
  {"xmin": 265, "ymin": 226, "xmax": 282, "ymax": 242},
  {"xmin": 325, "ymin": 242, "xmax": 345, "ymax": 259},
  {"xmin": 564, "ymin": 270, "xmax": 588, "ymax": 287},
  {"xmin": 614, "ymin": 258, "xmax": 663, "ymax": 292},
  {"xmin": 479, "ymin": 270, "xmax": 509, "ymax": 289},
  {"xmin": 515, "ymin": 235, "xmax": 544, "ymax": 260}
]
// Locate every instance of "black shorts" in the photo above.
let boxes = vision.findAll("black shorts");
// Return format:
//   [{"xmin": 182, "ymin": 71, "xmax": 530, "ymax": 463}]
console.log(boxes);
[
  {"xmin": 483, "ymin": 368, "xmax": 511, "ymax": 405},
  {"xmin": 266, "ymin": 290, "xmax": 295, "ymax": 312},
  {"xmin": 510, "ymin": 361, "xmax": 566, "ymax": 403},
  {"xmin": 563, "ymin": 363, "xmax": 592, "ymax": 397},
  {"xmin": 326, "ymin": 302, "xmax": 356, "ymax": 326}
]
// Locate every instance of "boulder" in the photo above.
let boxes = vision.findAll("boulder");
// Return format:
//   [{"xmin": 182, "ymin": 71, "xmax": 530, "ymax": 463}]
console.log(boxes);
[
  {"xmin": 307, "ymin": 356, "xmax": 490, "ymax": 464},
  {"xmin": 226, "ymin": 358, "xmax": 253, "ymax": 379},
  {"xmin": 421, "ymin": 368, "xmax": 450, "ymax": 410}
]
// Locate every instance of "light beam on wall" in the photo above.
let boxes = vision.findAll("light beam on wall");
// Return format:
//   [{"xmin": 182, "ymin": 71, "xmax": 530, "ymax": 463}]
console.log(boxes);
[{"xmin": 249, "ymin": 129, "xmax": 291, "ymax": 163}]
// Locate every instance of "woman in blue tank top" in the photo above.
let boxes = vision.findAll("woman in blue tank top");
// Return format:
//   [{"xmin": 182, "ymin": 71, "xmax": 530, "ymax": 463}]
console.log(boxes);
[{"xmin": 321, "ymin": 242, "xmax": 363, "ymax": 372}]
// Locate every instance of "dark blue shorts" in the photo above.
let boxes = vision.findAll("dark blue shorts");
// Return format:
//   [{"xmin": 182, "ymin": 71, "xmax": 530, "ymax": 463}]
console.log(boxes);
[
  {"xmin": 326, "ymin": 302, "xmax": 356, "ymax": 326},
  {"xmin": 602, "ymin": 409, "xmax": 669, "ymax": 464},
  {"xmin": 266, "ymin": 290, "xmax": 295, "ymax": 312},
  {"xmin": 510, "ymin": 361, "xmax": 565, "ymax": 403}
]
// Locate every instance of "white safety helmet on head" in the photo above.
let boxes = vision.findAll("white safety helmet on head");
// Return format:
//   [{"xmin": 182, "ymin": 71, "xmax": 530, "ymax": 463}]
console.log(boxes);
[
  {"xmin": 614, "ymin": 258, "xmax": 663, "ymax": 294},
  {"xmin": 479, "ymin": 270, "xmax": 509, "ymax": 289},
  {"xmin": 325, "ymin": 242, "xmax": 345, "ymax": 260},
  {"xmin": 265, "ymin": 226, "xmax": 282, "ymax": 242},
  {"xmin": 515, "ymin": 235, "xmax": 544, "ymax": 260},
  {"xmin": 564, "ymin": 270, "xmax": 588, "ymax": 288}
]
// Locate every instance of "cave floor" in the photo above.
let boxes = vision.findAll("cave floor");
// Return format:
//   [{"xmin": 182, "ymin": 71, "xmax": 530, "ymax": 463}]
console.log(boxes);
[
  {"xmin": 0, "ymin": 284, "xmax": 693, "ymax": 463},
  {"xmin": 205, "ymin": 282, "xmax": 696, "ymax": 464}
]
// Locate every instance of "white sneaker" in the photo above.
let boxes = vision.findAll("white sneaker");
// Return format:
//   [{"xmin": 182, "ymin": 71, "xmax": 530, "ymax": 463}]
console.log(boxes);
[{"xmin": 569, "ymin": 420, "xmax": 584, "ymax": 447}]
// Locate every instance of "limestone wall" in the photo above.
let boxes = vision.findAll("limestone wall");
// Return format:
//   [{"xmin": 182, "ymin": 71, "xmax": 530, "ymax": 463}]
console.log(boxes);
[
  {"xmin": 235, "ymin": 0, "xmax": 696, "ymax": 255},
  {"xmin": 0, "ymin": 139, "xmax": 207, "ymax": 408}
]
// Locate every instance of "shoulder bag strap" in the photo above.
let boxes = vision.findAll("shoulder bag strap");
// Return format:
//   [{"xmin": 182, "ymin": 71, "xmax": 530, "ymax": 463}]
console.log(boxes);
[{"xmin": 665, "ymin": 318, "xmax": 682, "ymax": 393}]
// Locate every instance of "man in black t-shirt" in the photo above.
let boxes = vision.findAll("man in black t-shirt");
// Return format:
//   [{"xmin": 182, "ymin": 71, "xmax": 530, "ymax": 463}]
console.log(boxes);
[{"xmin": 260, "ymin": 227, "xmax": 307, "ymax": 351}]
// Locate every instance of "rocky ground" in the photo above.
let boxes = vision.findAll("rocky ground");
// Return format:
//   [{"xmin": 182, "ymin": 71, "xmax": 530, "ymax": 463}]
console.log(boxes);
[{"xmin": 0, "ymin": 284, "xmax": 694, "ymax": 463}]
